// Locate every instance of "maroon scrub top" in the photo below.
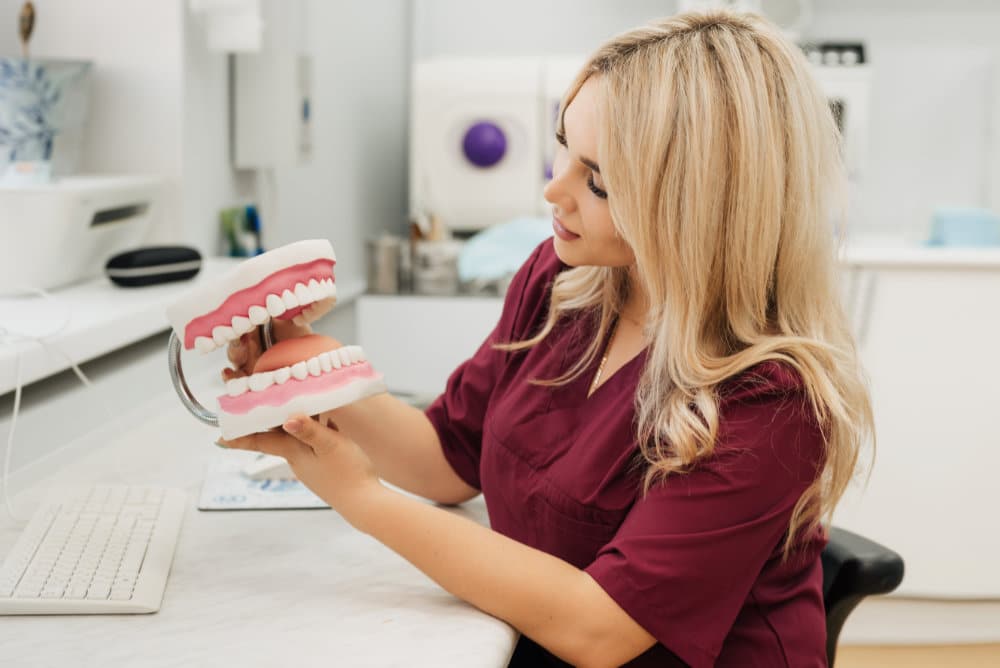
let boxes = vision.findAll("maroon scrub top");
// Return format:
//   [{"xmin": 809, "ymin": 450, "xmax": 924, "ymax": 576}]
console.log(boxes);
[{"xmin": 426, "ymin": 239, "xmax": 828, "ymax": 668}]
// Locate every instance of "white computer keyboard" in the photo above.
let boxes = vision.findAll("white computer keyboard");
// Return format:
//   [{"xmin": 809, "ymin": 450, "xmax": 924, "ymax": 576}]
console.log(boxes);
[{"xmin": 0, "ymin": 485, "xmax": 186, "ymax": 615}]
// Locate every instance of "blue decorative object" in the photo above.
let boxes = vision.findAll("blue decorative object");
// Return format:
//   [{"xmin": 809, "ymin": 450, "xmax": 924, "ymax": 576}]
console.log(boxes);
[
  {"xmin": 457, "ymin": 216, "xmax": 553, "ymax": 285},
  {"xmin": 0, "ymin": 58, "xmax": 91, "ymax": 182},
  {"xmin": 926, "ymin": 207, "xmax": 1000, "ymax": 247},
  {"xmin": 462, "ymin": 121, "xmax": 507, "ymax": 168}
]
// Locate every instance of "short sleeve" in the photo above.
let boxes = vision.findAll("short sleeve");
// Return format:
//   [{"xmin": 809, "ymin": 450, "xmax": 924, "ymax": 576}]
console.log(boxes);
[
  {"xmin": 584, "ymin": 379, "xmax": 824, "ymax": 667},
  {"xmin": 424, "ymin": 240, "xmax": 561, "ymax": 490}
]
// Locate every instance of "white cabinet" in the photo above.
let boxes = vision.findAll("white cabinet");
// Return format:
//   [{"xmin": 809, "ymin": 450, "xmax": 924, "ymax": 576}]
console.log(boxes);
[
  {"xmin": 357, "ymin": 294, "xmax": 504, "ymax": 399},
  {"xmin": 835, "ymin": 249, "xmax": 1000, "ymax": 597}
]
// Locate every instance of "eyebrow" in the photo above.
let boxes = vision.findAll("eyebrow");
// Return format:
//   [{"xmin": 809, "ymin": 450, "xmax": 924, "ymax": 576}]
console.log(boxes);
[
  {"xmin": 579, "ymin": 156, "xmax": 600, "ymax": 175},
  {"xmin": 556, "ymin": 128, "xmax": 601, "ymax": 174}
]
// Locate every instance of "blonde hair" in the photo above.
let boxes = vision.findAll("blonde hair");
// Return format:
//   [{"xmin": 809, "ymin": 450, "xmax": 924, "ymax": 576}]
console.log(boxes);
[{"xmin": 499, "ymin": 10, "xmax": 873, "ymax": 554}]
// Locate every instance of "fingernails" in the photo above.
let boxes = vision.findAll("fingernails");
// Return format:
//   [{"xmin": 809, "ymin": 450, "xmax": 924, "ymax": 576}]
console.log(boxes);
[{"xmin": 283, "ymin": 418, "xmax": 302, "ymax": 433}]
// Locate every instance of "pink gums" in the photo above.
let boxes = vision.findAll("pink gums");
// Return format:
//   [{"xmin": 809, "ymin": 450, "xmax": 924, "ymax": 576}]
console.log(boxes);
[
  {"xmin": 184, "ymin": 259, "xmax": 334, "ymax": 349},
  {"xmin": 217, "ymin": 362, "xmax": 380, "ymax": 415}
]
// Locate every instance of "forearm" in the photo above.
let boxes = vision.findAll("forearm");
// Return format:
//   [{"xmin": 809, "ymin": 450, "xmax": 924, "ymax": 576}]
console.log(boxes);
[
  {"xmin": 326, "ymin": 392, "xmax": 477, "ymax": 505},
  {"xmin": 354, "ymin": 487, "xmax": 653, "ymax": 667}
]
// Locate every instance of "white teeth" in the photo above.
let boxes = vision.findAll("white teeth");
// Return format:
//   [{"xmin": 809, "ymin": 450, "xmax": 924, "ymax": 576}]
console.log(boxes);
[
  {"xmin": 318, "ymin": 351, "xmax": 332, "ymax": 372},
  {"xmin": 232, "ymin": 315, "xmax": 253, "ymax": 336},
  {"xmin": 248, "ymin": 372, "xmax": 274, "ymax": 392},
  {"xmin": 213, "ymin": 325, "xmax": 235, "ymax": 346},
  {"xmin": 356, "ymin": 347, "xmax": 366, "ymax": 362},
  {"xmin": 307, "ymin": 279, "xmax": 322, "ymax": 300},
  {"xmin": 195, "ymin": 336, "xmax": 216, "ymax": 353},
  {"xmin": 266, "ymin": 293, "xmax": 286, "ymax": 317},
  {"xmin": 220, "ymin": 343, "xmax": 369, "ymax": 400},
  {"xmin": 226, "ymin": 377, "xmax": 248, "ymax": 396},
  {"xmin": 295, "ymin": 283, "xmax": 312, "ymax": 305},
  {"xmin": 281, "ymin": 289, "xmax": 299, "ymax": 309},
  {"xmin": 248, "ymin": 305, "xmax": 269, "ymax": 325}
]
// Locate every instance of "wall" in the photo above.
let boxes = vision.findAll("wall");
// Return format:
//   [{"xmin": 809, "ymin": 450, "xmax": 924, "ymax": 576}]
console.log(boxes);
[
  {"xmin": 265, "ymin": 0, "xmax": 412, "ymax": 290},
  {"xmin": 806, "ymin": 0, "xmax": 999, "ymax": 240}
]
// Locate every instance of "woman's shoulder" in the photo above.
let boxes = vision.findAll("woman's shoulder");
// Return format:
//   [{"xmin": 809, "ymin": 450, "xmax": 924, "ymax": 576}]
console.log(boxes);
[
  {"xmin": 511, "ymin": 237, "xmax": 565, "ymax": 294},
  {"xmin": 717, "ymin": 359, "xmax": 806, "ymax": 404},
  {"xmin": 712, "ymin": 360, "xmax": 825, "ymax": 478}
]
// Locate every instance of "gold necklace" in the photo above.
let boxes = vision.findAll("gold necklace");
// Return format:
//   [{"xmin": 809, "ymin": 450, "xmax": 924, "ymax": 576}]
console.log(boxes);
[{"xmin": 589, "ymin": 318, "xmax": 619, "ymax": 395}]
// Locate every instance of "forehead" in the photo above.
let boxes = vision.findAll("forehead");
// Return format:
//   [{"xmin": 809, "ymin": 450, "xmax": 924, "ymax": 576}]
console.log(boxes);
[{"xmin": 562, "ymin": 76, "xmax": 602, "ymax": 150}]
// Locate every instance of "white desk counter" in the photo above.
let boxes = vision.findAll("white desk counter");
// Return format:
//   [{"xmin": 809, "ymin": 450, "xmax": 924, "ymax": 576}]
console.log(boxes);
[{"xmin": 0, "ymin": 382, "xmax": 517, "ymax": 668}]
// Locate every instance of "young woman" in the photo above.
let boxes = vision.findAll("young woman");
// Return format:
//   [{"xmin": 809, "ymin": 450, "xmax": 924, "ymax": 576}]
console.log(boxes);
[{"xmin": 220, "ymin": 10, "xmax": 873, "ymax": 667}]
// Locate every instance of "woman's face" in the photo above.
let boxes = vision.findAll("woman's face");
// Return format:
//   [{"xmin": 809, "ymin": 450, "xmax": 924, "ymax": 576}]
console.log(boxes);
[{"xmin": 544, "ymin": 76, "xmax": 634, "ymax": 268}]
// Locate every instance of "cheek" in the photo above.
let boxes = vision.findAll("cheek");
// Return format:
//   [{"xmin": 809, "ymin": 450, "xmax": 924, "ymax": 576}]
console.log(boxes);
[{"xmin": 583, "ymin": 205, "xmax": 634, "ymax": 261}]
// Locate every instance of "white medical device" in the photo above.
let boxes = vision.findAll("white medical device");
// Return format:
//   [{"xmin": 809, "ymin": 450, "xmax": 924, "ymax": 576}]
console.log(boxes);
[
  {"xmin": 410, "ymin": 57, "xmax": 584, "ymax": 232},
  {"xmin": 0, "ymin": 175, "xmax": 163, "ymax": 296}
]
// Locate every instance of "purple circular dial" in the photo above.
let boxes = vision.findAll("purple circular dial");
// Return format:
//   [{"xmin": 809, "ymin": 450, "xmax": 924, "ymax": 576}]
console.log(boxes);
[{"xmin": 462, "ymin": 121, "xmax": 507, "ymax": 168}]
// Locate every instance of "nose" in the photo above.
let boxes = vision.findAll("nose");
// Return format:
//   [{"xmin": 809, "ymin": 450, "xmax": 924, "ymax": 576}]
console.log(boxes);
[{"xmin": 543, "ymin": 165, "xmax": 575, "ymax": 216}]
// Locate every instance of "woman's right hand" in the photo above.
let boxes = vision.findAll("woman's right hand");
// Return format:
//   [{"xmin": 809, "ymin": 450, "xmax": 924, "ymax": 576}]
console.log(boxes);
[{"xmin": 221, "ymin": 319, "xmax": 316, "ymax": 382}]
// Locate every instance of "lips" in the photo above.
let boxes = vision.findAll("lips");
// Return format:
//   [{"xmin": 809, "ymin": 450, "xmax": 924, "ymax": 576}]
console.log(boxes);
[{"xmin": 552, "ymin": 216, "xmax": 580, "ymax": 241}]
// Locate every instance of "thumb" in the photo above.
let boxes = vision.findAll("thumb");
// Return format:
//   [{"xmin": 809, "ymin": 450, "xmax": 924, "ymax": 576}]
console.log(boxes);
[{"xmin": 282, "ymin": 413, "xmax": 342, "ymax": 453}]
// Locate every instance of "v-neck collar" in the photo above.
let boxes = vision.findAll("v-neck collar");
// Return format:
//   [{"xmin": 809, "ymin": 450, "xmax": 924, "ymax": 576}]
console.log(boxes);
[{"xmin": 583, "ymin": 315, "xmax": 648, "ymax": 401}]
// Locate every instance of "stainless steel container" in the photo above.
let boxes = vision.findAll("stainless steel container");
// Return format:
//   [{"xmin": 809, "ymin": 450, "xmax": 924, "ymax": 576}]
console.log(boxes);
[
  {"xmin": 412, "ymin": 240, "xmax": 463, "ymax": 296},
  {"xmin": 366, "ymin": 235, "xmax": 402, "ymax": 294}
]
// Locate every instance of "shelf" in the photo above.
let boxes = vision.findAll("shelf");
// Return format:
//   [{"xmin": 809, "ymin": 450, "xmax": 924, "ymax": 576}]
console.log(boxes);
[{"xmin": 842, "ymin": 244, "xmax": 1000, "ymax": 269}]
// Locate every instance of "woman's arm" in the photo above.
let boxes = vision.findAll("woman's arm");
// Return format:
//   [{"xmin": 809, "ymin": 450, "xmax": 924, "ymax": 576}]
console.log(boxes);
[
  {"xmin": 361, "ymin": 484, "xmax": 658, "ymax": 668},
  {"xmin": 219, "ymin": 415, "xmax": 657, "ymax": 668},
  {"xmin": 328, "ymin": 392, "xmax": 479, "ymax": 505}
]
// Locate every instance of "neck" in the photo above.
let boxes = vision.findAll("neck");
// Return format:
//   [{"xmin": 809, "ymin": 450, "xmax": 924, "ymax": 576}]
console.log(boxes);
[{"xmin": 621, "ymin": 267, "xmax": 649, "ymax": 325}]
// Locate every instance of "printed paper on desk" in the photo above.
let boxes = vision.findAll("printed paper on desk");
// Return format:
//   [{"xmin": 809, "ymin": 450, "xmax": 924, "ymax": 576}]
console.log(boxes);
[{"xmin": 198, "ymin": 447, "xmax": 329, "ymax": 511}]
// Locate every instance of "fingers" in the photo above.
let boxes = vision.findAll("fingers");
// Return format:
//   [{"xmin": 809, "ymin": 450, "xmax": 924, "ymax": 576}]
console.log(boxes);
[
  {"xmin": 281, "ymin": 413, "xmax": 344, "ymax": 453},
  {"xmin": 222, "ymin": 331, "xmax": 263, "ymax": 382},
  {"xmin": 217, "ymin": 429, "xmax": 311, "ymax": 461}
]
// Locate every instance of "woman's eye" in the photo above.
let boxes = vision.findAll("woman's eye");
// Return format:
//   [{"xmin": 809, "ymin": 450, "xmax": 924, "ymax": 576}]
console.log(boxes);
[{"xmin": 587, "ymin": 175, "xmax": 608, "ymax": 200}]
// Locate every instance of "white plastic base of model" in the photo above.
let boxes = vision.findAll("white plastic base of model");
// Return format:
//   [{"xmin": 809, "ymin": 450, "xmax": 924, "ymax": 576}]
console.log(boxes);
[
  {"xmin": 165, "ymin": 239, "xmax": 335, "ymax": 340},
  {"xmin": 218, "ymin": 375, "xmax": 387, "ymax": 440}
]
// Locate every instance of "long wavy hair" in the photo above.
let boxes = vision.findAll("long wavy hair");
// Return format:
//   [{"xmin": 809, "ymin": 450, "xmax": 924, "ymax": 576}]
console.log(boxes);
[{"xmin": 498, "ymin": 10, "xmax": 874, "ymax": 553}]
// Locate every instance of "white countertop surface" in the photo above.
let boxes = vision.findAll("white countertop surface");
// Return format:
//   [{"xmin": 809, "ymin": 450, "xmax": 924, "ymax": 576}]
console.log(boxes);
[
  {"xmin": 841, "ymin": 243, "xmax": 1000, "ymax": 269},
  {"xmin": 0, "ymin": 379, "xmax": 517, "ymax": 668}
]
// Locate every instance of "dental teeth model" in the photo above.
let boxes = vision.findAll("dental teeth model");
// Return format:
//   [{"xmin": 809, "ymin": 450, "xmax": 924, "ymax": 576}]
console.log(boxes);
[{"xmin": 165, "ymin": 239, "xmax": 386, "ymax": 439}]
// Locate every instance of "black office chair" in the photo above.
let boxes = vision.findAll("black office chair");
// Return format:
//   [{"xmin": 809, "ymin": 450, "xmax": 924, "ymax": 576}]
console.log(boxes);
[{"xmin": 822, "ymin": 526, "xmax": 905, "ymax": 666}]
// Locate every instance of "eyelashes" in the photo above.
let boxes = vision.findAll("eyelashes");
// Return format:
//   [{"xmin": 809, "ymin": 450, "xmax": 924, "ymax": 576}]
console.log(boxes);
[
  {"xmin": 586, "ymin": 177, "xmax": 608, "ymax": 199},
  {"xmin": 554, "ymin": 130, "xmax": 607, "ymax": 200}
]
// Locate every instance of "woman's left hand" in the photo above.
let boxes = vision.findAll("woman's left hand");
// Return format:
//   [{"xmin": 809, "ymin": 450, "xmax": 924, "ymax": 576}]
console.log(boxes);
[{"xmin": 218, "ymin": 412, "xmax": 383, "ymax": 526}]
